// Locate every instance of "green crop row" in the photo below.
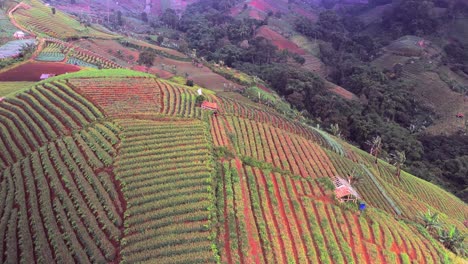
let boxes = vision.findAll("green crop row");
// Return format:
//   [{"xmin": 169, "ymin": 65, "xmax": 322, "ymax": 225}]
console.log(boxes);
[{"xmin": 116, "ymin": 120, "xmax": 215, "ymax": 263}]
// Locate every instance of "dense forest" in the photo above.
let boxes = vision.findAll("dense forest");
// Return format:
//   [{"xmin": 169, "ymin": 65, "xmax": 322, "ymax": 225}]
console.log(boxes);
[{"xmin": 147, "ymin": 0, "xmax": 468, "ymax": 201}]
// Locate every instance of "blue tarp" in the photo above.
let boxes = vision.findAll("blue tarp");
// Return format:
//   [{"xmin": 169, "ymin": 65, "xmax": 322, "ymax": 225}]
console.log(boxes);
[{"xmin": 0, "ymin": 39, "xmax": 35, "ymax": 59}]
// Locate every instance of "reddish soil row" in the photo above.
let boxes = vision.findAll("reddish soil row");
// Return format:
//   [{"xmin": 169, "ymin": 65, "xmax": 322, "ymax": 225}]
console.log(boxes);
[
  {"xmin": 234, "ymin": 159, "xmax": 262, "ymax": 263},
  {"xmin": 0, "ymin": 62, "xmax": 81, "ymax": 81},
  {"xmin": 257, "ymin": 169, "xmax": 288, "ymax": 263},
  {"xmin": 221, "ymin": 162, "xmax": 233, "ymax": 264},
  {"xmin": 353, "ymin": 215, "xmax": 373, "ymax": 264}
]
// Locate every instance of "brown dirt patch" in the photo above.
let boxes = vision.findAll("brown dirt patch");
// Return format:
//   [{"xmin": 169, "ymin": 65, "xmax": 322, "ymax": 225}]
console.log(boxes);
[
  {"xmin": 325, "ymin": 81, "xmax": 358, "ymax": 101},
  {"xmin": 256, "ymin": 26, "xmax": 305, "ymax": 55},
  {"xmin": 73, "ymin": 39, "xmax": 140, "ymax": 67},
  {"xmin": 0, "ymin": 61, "xmax": 81, "ymax": 81},
  {"xmin": 132, "ymin": 65, "xmax": 174, "ymax": 79},
  {"xmin": 152, "ymin": 57, "xmax": 242, "ymax": 91}
]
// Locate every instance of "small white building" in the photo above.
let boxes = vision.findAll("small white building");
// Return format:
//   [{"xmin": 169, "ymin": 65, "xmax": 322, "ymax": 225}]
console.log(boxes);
[
  {"xmin": 40, "ymin": 74, "xmax": 56, "ymax": 80},
  {"xmin": 13, "ymin": 31, "xmax": 25, "ymax": 40}
]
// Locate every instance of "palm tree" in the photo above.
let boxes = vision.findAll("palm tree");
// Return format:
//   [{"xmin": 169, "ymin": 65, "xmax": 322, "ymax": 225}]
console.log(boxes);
[
  {"xmin": 294, "ymin": 110, "xmax": 306, "ymax": 123},
  {"xmin": 438, "ymin": 226, "xmax": 466, "ymax": 257},
  {"xmin": 391, "ymin": 150, "xmax": 406, "ymax": 181},
  {"xmin": 329, "ymin": 123, "xmax": 342, "ymax": 138},
  {"xmin": 367, "ymin": 136, "xmax": 382, "ymax": 164},
  {"xmin": 418, "ymin": 210, "xmax": 441, "ymax": 233},
  {"xmin": 347, "ymin": 166, "xmax": 364, "ymax": 185}
]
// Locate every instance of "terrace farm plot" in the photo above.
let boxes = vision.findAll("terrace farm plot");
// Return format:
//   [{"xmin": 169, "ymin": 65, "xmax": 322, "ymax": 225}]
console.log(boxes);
[
  {"xmin": 0, "ymin": 10, "xmax": 21, "ymax": 45},
  {"xmin": 69, "ymin": 77, "xmax": 202, "ymax": 118},
  {"xmin": 216, "ymin": 161, "xmax": 447, "ymax": 264},
  {"xmin": 12, "ymin": 0, "xmax": 115, "ymax": 39},
  {"xmin": 0, "ymin": 70, "xmax": 466, "ymax": 263},
  {"xmin": 35, "ymin": 40, "xmax": 68, "ymax": 62},
  {"xmin": 0, "ymin": 79, "xmax": 125, "ymax": 262},
  {"xmin": 115, "ymin": 119, "xmax": 216, "ymax": 263},
  {"xmin": 34, "ymin": 39, "xmax": 121, "ymax": 69}
]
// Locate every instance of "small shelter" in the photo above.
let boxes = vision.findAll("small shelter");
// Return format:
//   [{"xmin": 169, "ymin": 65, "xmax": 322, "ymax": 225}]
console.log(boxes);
[
  {"xmin": 40, "ymin": 73, "xmax": 56, "ymax": 80},
  {"xmin": 418, "ymin": 39, "xmax": 425, "ymax": 48},
  {"xmin": 201, "ymin": 101, "xmax": 218, "ymax": 112},
  {"xmin": 13, "ymin": 31, "xmax": 25, "ymax": 40},
  {"xmin": 333, "ymin": 176, "xmax": 361, "ymax": 203},
  {"xmin": 456, "ymin": 112, "xmax": 464, "ymax": 118}
]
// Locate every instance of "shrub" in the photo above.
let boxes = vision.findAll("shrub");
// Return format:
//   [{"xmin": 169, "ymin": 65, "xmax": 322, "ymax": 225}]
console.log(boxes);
[{"xmin": 195, "ymin": 95, "xmax": 205, "ymax": 106}]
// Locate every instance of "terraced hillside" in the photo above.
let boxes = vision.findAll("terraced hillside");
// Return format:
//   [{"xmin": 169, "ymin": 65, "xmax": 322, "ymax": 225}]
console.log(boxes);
[
  {"xmin": 0, "ymin": 70, "xmax": 466, "ymax": 263},
  {"xmin": 35, "ymin": 39, "xmax": 121, "ymax": 69},
  {"xmin": 11, "ymin": 0, "xmax": 115, "ymax": 39}
]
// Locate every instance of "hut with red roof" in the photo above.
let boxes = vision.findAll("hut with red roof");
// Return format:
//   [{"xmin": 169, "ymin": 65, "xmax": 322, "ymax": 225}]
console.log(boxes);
[
  {"xmin": 333, "ymin": 176, "xmax": 361, "ymax": 203},
  {"xmin": 201, "ymin": 101, "xmax": 218, "ymax": 112}
]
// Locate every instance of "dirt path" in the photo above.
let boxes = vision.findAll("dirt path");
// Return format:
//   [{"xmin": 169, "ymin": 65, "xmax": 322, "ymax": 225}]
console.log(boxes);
[
  {"xmin": 8, "ymin": 2, "xmax": 35, "ymax": 37},
  {"xmin": 31, "ymin": 38, "xmax": 45, "ymax": 60}
]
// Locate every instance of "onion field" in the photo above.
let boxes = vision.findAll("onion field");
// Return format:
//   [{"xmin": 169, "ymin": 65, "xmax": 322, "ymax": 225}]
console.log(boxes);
[{"xmin": 0, "ymin": 70, "xmax": 466, "ymax": 263}]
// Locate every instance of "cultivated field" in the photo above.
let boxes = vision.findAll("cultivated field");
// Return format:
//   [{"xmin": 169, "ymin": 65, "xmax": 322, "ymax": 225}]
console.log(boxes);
[
  {"xmin": 0, "ymin": 70, "xmax": 466, "ymax": 263},
  {"xmin": 12, "ymin": 0, "xmax": 115, "ymax": 39},
  {"xmin": 0, "ymin": 61, "xmax": 81, "ymax": 81},
  {"xmin": 35, "ymin": 39, "xmax": 122, "ymax": 69}
]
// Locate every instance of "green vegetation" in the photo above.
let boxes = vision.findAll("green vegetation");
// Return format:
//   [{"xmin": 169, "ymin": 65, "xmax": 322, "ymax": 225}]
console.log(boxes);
[
  {"xmin": 0, "ymin": 69, "xmax": 465, "ymax": 263},
  {"xmin": 116, "ymin": 119, "xmax": 217, "ymax": 263},
  {"xmin": 0, "ymin": 0, "xmax": 467, "ymax": 262}
]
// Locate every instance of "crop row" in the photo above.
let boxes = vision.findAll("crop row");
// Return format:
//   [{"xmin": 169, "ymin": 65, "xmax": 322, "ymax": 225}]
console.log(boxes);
[
  {"xmin": 215, "ymin": 96, "xmax": 327, "ymax": 144},
  {"xmin": 115, "ymin": 119, "xmax": 215, "ymax": 264},
  {"xmin": 36, "ymin": 41, "xmax": 68, "ymax": 62},
  {"xmin": 13, "ymin": 0, "xmax": 113, "ymax": 39},
  {"xmin": 0, "ymin": 121, "xmax": 122, "ymax": 263},
  {"xmin": 0, "ymin": 81, "xmax": 103, "ymax": 169},
  {"xmin": 350, "ymin": 148, "xmax": 467, "ymax": 225},
  {"xmin": 226, "ymin": 116, "xmax": 337, "ymax": 180},
  {"xmin": 377, "ymin": 162, "xmax": 466, "ymax": 221},
  {"xmin": 67, "ymin": 49, "xmax": 120, "ymax": 69},
  {"xmin": 36, "ymin": 52, "xmax": 65, "ymax": 62},
  {"xmin": 68, "ymin": 77, "xmax": 162, "ymax": 117},
  {"xmin": 210, "ymin": 115, "xmax": 230, "ymax": 148},
  {"xmin": 215, "ymin": 96, "xmax": 362, "ymax": 158},
  {"xmin": 217, "ymin": 159, "xmax": 445, "ymax": 264},
  {"xmin": 159, "ymin": 81, "xmax": 201, "ymax": 118}
]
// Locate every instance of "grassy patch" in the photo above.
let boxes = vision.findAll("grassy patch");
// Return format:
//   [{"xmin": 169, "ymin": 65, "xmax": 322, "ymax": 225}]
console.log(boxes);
[{"xmin": 0, "ymin": 82, "xmax": 35, "ymax": 97}]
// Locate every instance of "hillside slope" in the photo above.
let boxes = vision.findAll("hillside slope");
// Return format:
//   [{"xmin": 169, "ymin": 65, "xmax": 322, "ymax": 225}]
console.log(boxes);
[
  {"xmin": 0, "ymin": 69, "xmax": 466, "ymax": 263},
  {"xmin": 372, "ymin": 36, "xmax": 468, "ymax": 135}
]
